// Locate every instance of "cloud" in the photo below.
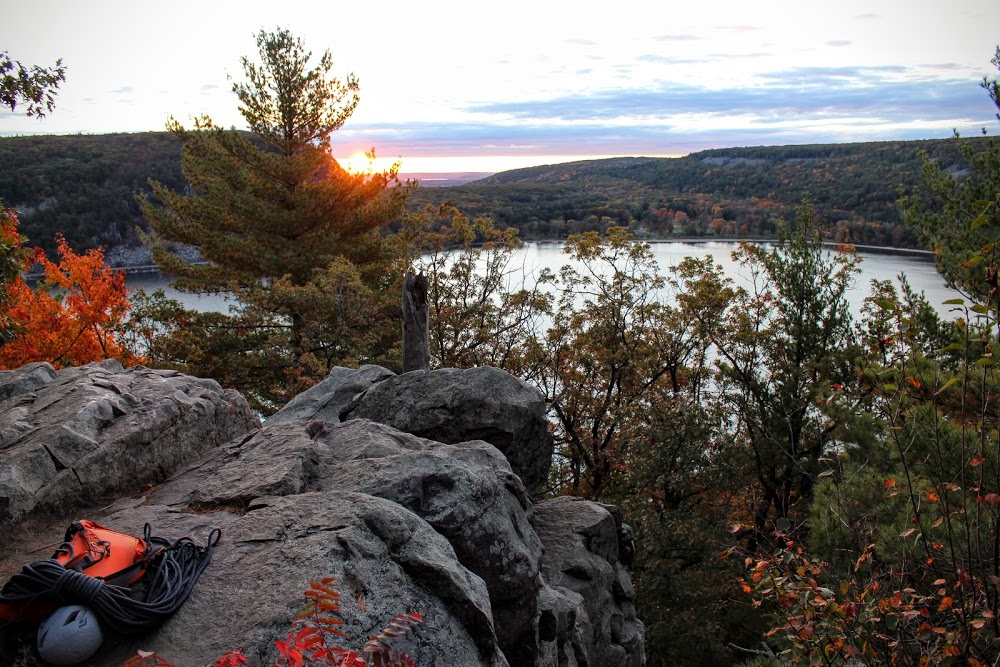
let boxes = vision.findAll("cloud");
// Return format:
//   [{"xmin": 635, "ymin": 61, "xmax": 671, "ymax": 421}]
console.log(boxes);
[
  {"xmin": 853, "ymin": 13, "xmax": 880, "ymax": 20},
  {"xmin": 716, "ymin": 25, "xmax": 762, "ymax": 32},
  {"xmin": 200, "ymin": 84, "xmax": 220, "ymax": 95},
  {"xmin": 110, "ymin": 86, "xmax": 133, "ymax": 94},
  {"xmin": 707, "ymin": 52, "xmax": 772, "ymax": 60},
  {"xmin": 637, "ymin": 54, "xmax": 713, "ymax": 65},
  {"xmin": 566, "ymin": 38, "xmax": 597, "ymax": 46},
  {"xmin": 826, "ymin": 40, "xmax": 852, "ymax": 47},
  {"xmin": 653, "ymin": 34, "xmax": 701, "ymax": 42},
  {"xmin": 923, "ymin": 63, "xmax": 967, "ymax": 71},
  {"xmin": 333, "ymin": 64, "xmax": 994, "ymax": 158}
]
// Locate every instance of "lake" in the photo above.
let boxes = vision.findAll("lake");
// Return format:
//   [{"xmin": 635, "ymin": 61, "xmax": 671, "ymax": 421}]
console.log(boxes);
[{"xmin": 126, "ymin": 240, "xmax": 963, "ymax": 320}]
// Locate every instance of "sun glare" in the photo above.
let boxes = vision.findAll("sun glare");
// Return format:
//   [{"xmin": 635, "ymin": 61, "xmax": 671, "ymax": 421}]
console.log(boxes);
[{"xmin": 340, "ymin": 152, "xmax": 401, "ymax": 174}]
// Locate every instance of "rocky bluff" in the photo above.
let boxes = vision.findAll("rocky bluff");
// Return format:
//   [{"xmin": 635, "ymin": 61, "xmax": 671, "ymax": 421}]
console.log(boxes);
[{"xmin": 0, "ymin": 361, "xmax": 644, "ymax": 666}]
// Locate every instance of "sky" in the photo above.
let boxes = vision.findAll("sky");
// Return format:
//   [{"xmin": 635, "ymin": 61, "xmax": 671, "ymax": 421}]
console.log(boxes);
[{"xmin": 2, "ymin": 0, "xmax": 1000, "ymax": 174}]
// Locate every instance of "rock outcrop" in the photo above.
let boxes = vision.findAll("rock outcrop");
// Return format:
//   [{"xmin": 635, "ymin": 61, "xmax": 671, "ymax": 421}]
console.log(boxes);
[
  {"xmin": 0, "ymin": 360, "xmax": 259, "ymax": 526},
  {"xmin": 0, "ymin": 362, "xmax": 643, "ymax": 666},
  {"xmin": 297, "ymin": 365, "xmax": 554, "ymax": 497},
  {"xmin": 532, "ymin": 497, "xmax": 644, "ymax": 667},
  {"xmin": 266, "ymin": 365, "xmax": 394, "ymax": 426}
]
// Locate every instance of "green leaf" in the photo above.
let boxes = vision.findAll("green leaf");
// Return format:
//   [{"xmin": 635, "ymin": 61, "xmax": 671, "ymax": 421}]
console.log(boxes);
[
  {"xmin": 942, "ymin": 298, "xmax": 965, "ymax": 305},
  {"xmin": 935, "ymin": 376, "xmax": 961, "ymax": 394},
  {"xmin": 972, "ymin": 212, "xmax": 989, "ymax": 230},
  {"xmin": 818, "ymin": 469, "xmax": 834, "ymax": 478},
  {"xmin": 971, "ymin": 303, "xmax": 990, "ymax": 314},
  {"xmin": 976, "ymin": 357, "xmax": 995, "ymax": 366},
  {"xmin": 883, "ymin": 384, "xmax": 898, "ymax": 392},
  {"xmin": 775, "ymin": 517, "xmax": 791, "ymax": 531},
  {"xmin": 962, "ymin": 255, "xmax": 985, "ymax": 267},
  {"xmin": 874, "ymin": 299, "xmax": 897, "ymax": 311},
  {"xmin": 937, "ymin": 342, "xmax": 964, "ymax": 352}
]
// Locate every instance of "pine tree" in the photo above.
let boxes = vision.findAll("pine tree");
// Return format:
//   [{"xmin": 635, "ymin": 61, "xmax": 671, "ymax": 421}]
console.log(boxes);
[
  {"xmin": 717, "ymin": 198, "xmax": 860, "ymax": 547},
  {"xmin": 137, "ymin": 29, "xmax": 410, "ymax": 409},
  {"xmin": 140, "ymin": 28, "xmax": 408, "ymax": 294}
]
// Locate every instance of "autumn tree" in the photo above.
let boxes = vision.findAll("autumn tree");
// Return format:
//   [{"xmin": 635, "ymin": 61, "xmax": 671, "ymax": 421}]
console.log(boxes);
[
  {"xmin": 138, "ymin": 28, "xmax": 409, "ymax": 409},
  {"xmin": 901, "ymin": 46, "xmax": 1000, "ymax": 307},
  {"xmin": 1, "ymin": 50, "xmax": 65, "ymax": 341},
  {"xmin": 520, "ymin": 227, "xmax": 734, "ymax": 500},
  {"xmin": 717, "ymin": 199, "xmax": 860, "ymax": 549},
  {"xmin": 734, "ymin": 51, "xmax": 1000, "ymax": 667},
  {"xmin": 0, "ymin": 207, "xmax": 30, "ymax": 343},
  {"xmin": 400, "ymin": 205, "xmax": 553, "ymax": 373},
  {"xmin": 0, "ymin": 226, "xmax": 136, "ymax": 369}
]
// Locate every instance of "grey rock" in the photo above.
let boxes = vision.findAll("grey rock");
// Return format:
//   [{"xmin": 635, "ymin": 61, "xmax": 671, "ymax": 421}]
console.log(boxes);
[
  {"xmin": 267, "ymin": 365, "xmax": 395, "ymax": 425},
  {"xmin": 0, "ymin": 361, "xmax": 57, "ymax": 402},
  {"xmin": 1, "ymin": 365, "xmax": 644, "ymax": 666},
  {"xmin": 341, "ymin": 366, "xmax": 553, "ymax": 496},
  {"xmin": 0, "ymin": 361, "xmax": 259, "ymax": 526},
  {"xmin": 95, "ymin": 494, "xmax": 508, "ymax": 667},
  {"xmin": 148, "ymin": 418, "xmax": 542, "ymax": 659},
  {"xmin": 532, "ymin": 496, "xmax": 646, "ymax": 667}
]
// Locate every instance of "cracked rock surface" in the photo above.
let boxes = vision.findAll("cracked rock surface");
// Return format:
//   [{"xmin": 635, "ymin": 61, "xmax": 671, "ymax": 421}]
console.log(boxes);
[
  {"xmin": 0, "ymin": 363, "xmax": 643, "ymax": 666},
  {"xmin": 0, "ymin": 360, "xmax": 259, "ymax": 525}
]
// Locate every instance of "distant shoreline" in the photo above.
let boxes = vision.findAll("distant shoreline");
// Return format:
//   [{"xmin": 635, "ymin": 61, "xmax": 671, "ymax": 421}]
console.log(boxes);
[{"xmin": 23, "ymin": 237, "xmax": 933, "ymax": 281}]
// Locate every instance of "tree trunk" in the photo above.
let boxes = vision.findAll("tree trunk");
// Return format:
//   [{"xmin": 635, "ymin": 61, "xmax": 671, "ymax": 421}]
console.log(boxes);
[{"xmin": 402, "ymin": 271, "xmax": 429, "ymax": 372}]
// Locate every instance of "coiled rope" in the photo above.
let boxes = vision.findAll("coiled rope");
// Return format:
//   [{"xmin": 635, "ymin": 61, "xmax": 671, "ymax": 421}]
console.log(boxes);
[{"xmin": 0, "ymin": 525, "xmax": 221, "ymax": 635}]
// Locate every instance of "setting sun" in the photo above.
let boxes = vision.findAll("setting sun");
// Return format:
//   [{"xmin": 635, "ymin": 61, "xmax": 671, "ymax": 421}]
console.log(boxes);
[{"xmin": 339, "ymin": 151, "xmax": 401, "ymax": 174}]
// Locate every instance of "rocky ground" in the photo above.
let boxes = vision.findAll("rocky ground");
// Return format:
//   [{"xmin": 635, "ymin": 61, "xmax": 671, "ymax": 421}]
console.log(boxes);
[{"xmin": 0, "ymin": 362, "xmax": 645, "ymax": 666}]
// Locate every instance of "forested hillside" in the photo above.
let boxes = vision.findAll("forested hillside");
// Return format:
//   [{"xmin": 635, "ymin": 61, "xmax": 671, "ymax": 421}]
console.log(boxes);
[
  {"xmin": 0, "ymin": 131, "xmax": 990, "ymax": 256},
  {"xmin": 409, "ymin": 137, "xmax": 990, "ymax": 247},
  {"xmin": 0, "ymin": 132, "xmax": 185, "ymax": 255}
]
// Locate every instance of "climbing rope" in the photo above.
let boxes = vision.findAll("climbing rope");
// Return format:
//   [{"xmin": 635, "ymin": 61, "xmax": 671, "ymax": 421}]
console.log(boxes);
[{"xmin": 0, "ymin": 525, "xmax": 221, "ymax": 635}]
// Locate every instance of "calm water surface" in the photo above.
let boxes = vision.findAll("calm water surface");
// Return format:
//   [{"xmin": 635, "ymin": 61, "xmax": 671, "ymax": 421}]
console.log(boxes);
[{"xmin": 127, "ymin": 241, "xmax": 963, "ymax": 320}]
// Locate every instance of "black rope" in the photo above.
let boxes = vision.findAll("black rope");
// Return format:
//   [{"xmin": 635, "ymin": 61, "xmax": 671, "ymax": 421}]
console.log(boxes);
[{"xmin": 0, "ymin": 526, "xmax": 221, "ymax": 635}]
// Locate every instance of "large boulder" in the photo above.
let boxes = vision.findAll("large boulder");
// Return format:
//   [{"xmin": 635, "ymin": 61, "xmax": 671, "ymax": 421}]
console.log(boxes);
[
  {"xmin": 266, "ymin": 365, "xmax": 394, "ymax": 426},
  {"xmin": 94, "ymin": 493, "xmax": 507, "ymax": 667},
  {"xmin": 145, "ymin": 418, "xmax": 541, "ymax": 662},
  {"xmin": 531, "ymin": 496, "xmax": 646, "ymax": 667},
  {"xmin": 340, "ymin": 367, "xmax": 554, "ymax": 496},
  {"xmin": 0, "ymin": 360, "xmax": 259, "ymax": 526}
]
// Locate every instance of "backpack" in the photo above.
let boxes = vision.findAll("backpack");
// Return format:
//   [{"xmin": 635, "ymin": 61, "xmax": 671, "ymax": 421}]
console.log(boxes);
[
  {"xmin": 52, "ymin": 520, "xmax": 162, "ymax": 588},
  {"xmin": 0, "ymin": 520, "xmax": 218, "ymax": 631}
]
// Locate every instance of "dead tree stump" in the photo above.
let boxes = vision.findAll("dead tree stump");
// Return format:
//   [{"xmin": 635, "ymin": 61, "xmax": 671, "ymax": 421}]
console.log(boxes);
[{"xmin": 402, "ymin": 271, "xmax": 429, "ymax": 372}]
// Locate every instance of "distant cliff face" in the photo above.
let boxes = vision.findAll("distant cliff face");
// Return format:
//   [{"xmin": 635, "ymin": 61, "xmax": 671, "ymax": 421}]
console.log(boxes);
[{"xmin": 0, "ymin": 362, "xmax": 644, "ymax": 667}]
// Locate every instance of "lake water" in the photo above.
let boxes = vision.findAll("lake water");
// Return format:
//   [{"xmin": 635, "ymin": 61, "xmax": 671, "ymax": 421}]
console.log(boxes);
[{"xmin": 127, "ymin": 241, "xmax": 963, "ymax": 320}]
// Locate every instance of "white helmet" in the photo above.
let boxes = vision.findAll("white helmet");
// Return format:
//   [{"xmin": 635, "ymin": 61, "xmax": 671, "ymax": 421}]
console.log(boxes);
[{"xmin": 37, "ymin": 605, "xmax": 104, "ymax": 666}]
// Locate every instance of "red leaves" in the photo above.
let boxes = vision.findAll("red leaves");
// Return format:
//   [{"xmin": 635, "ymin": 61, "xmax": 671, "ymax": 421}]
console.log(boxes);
[
  {"xmin": 0, "ymin": 233, "xmax": 138, "ymax": 369},
  {"xmin": 270, "ymin": 576, "xmax": 421, "ymax": 667},
  {"xmin": 212, "ymin": 650, "xmax": 249, "ymax": 667},
  {"xmin": 121, "ymin": 652, "xmax": 175, "ymax": 667}
]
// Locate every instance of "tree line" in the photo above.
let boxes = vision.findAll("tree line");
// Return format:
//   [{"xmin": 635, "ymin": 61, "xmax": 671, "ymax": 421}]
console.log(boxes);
[{"xmin": 0, "ymin": 120, "xmax": 990, "ymax": 259}]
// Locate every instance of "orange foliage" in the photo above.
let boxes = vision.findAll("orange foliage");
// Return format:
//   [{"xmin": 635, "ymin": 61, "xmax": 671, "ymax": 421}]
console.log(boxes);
[
  {"xmin": 0, "ymin": 234, "xmax": 139, "ymax": 369},
  {"xmin": 121, "ymin": 577, "xmax": 421, "ymax": 667}
]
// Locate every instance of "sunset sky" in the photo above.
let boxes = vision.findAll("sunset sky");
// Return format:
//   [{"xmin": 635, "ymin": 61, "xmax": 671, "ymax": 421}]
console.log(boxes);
[{"xmin": 3, "ymin": 0, "xmax": 999, "ymax": 174}]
